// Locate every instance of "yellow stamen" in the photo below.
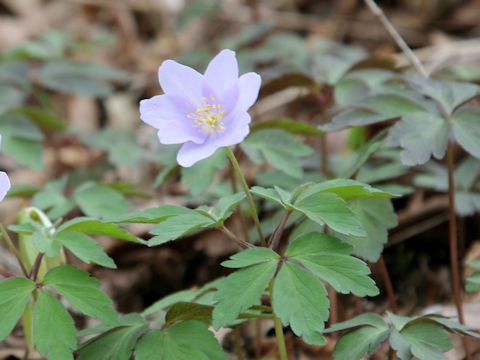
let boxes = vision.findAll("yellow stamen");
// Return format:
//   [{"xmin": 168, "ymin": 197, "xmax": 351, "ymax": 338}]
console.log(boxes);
[{"xmin": 187, "ymin": 95, "xmax": 227, "ymax": 135}]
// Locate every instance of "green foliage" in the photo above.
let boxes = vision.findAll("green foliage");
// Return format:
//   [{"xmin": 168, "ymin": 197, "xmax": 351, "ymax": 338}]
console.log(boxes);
[
  {"xmin": 38, "ymin": 60, "xmax": 129, "ymax": 97},
  {"xmin": 77, "ymin": 314, "xmax": 149, "ymax": 360},
  {"xmin": 452, "ymin": 107, "xmax": 480, "ymax": 159},
  {"xmin": 273, "ymin": 261, "xmax": 329, "ymax": 345},
  {"xmin": 42, "ymin": 265, "xmax": 116, "ymax": 323},
  {"xmin": 135, "ymin": 321, "xmax": 228, "ymax": 360},
  {"xmin": 388, "ymin": 112, "xmax": 449, "ymax": 165},
  {"xmin": 34, "ymin": 290, "xmax": 77, "ymax": 360},
  {"xmin": 181, "ymin": 148, "xmax": 227, "ymax": 195},
  {"xmin": 334, "ymin": 198, "xmax": 398, "ymax": 262},
  {"xmin": 325, "ymin": 314, "xmax": 390, "ymax": 360},
  {"xmin": 213, "ymin": 248, "xmax": 279, "ymax": 329},
  {"xmin": 284, "ymin": 232, "xmax": 379, "ymax": 296},
  {"xmin": 242, "ymin": 129, "xmax": 313, "ymax": 178},
  {"xmin": 466, "ymin": 259, "xmax": 480, "ymax": 292},
  {"xmin": 0, "ymin": 277, "xmax": 35, "ymax": 340},
  {"xmin": 74, "ymin": 183, "xmax": 132, "ymax": 218},
  {"xmin": 250, "ymin": 118, "xmax": 323, "ymax": 135}
]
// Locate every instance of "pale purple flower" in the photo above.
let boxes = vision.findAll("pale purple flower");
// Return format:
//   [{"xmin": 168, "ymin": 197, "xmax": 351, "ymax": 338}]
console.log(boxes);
[
  {"xmin": 140, "ymin": 49, "xmax": 261, "ymax": 167},
  {"xmin": 0, "ymin": 135, "xmax": 10, "ymax": 201}
]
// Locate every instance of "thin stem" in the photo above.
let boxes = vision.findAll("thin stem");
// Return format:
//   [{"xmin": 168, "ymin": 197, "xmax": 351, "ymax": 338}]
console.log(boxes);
[
  {"xmin": 30, "ymin": 253, "xmax": 44, "ymax": 282},
  {"xmin": 0, "ymin": 268, "xmax": 14, "ymax": 278},
  {"xmin": 226, "ymin": 147, "xmax": 266, "ymax": 247},
  {"xmin": 378, "ymin": 256, "xmax": 398, "ymax": 314},
  {"xmin": 218, "ymin": 226, "xmax": 255, "ymax": 249},
  {"xmin": 269, "ymin": 279, "xmax": 288, "ymax": 360},
  {"xmin": 233, "ymin": 326, "xmax": 245, "ymax": 360},
  {"xmin": 270, "ymin": 210, "xmax": 292, "ymax": 251},
  {"xmin": 364, "ymin": 0, "xmax": 428, "ymax": 77},
  {"xmin": 254, "ymin": 319, "xmax": 262, "ymax": 360},
  {"xmin": 229, "ymin": 161, "xmax": 251, "ymax": 243},
  {"xmin": 446, "ymin": 141, "xmax": 472, "ymax": 359},
  {"xmin": 0, "ymin": 223, "xmax": 29, "ymax": 277}
]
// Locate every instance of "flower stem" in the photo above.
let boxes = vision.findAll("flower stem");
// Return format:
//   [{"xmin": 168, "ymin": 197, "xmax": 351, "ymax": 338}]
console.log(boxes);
[
  {"xmin": 0, "ymin": 223, "xmax": 29, "ymax": 277},
  {"xmin": 226, "ymin": 147, "xmax": 266, "ymax": 247},
  {"xmin": 269, "ymin": 278, "xmax": 287, "ymax": 360}
]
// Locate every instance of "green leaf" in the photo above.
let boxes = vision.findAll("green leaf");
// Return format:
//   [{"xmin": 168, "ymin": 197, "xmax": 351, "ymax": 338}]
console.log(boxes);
[
  {"xmin": 211, "ymin": 192, "xmax": 246, "ymax": 221},
  {"xmin": 33, "ymin": 231, "xmax": 61, "ymax": 258},
  {"xmin": 43, "ymin": 265, "xmax": 116, "ymax": 323},
  {"xmin": 74, "ymin": 184, "xmax": 131, "ymax": 218},
  {"xmin": 242, "ymin": 129, "xmax": 313, "ymax": 178},
  {"xmin": 135, "ymin": 321, "xmax": 228, "ymax": 360},
  {"xmin": 285, "ymin": 232, "xmax": 378, "ymax": 296},
  {"xmin": 332, "ymin": 326, "xmax": 390, "ymax": 360},
  {"xmin": 38, "ymin": 60, "xmax": 128, "ymax": 97},
  {"xmin": 1, "ymin": 128, "xmax": 44, "ymax": 169},
  {"xmin": 0, "ymin": 277, "xmax": 36, "ymax": 340},
  {"xmin": 409, "ymin": 76, "xmax": 480, "ymax": 116},
  {"xmin": 251, "ymin": 118, "xmax": 323, "ymax": 135},
  {"xmin": 6, "ymin": 107, "xmax": 67, "ymax": 130},
  {"xmin": 335, "ymin": 199, "xmax": 397, "ymax": 262},
  {"xmin": 165, "ymin": 302, "xmax": 213, "ymax": 325},
  {"xmin": 77, "ymin": 314, "xmax": 148, "ymax": 360},
  {"xmin": 148, "ymin": 213, "xmax": 215, "ymax": 246},
  {"xmin": 213, "ymin": 260, "xmax": 278, "ymax": 329},
  {"xmin": 54, "ymin": 231, "xmax": 116, "ymax": 268},
  {"xmin": 142, "ymin": 278, "xmax": 223, "ymax": 316},
  {"xmin": 34, "ymin": 290, "xmax": 76, "ymax": 360},
  {"xmin": 324, "ymin": 94, "xmax": 425, "ymax": 131},
  {"xmin": 388, "ymin": 112, "xmax": 449, "ymax": 165},
  {"xmin": 295, "ymin": 178, "xmax": 396, "ymax": 202},
  {"xmin": 325, "ymin": 313, "xmax": 388, "ymax": 333},
  {"xmin": 221, "ymin": 247, "xmax": 280, "ymax": 268},
  {"xmin": 273, "ymin": 262, "xmax": 328, "ymax": 345},
  {"xmin": 251, "ymin": 186, "xmax": 291, "ymax": 208},
  {"xmin": 390, "ymin": 323, "xmax": 452, "ymax": 360},
  {"xmin": 452, "ymin": 107, "xmax": 480, "ymax": 159},
  {"xmin": 181, "ymin": 148, "xmax": 227, "ymax": 195},
  {"xmin": 293, "ymin": 193, "xmax": 366, "ymax": 237},
  {"xmin": 108, "ymin": 205, "xmax": 194, "ymax": 223},
  {"xmin": 57, "ymin": 217, "xmax": 141, "ymax": 243}
]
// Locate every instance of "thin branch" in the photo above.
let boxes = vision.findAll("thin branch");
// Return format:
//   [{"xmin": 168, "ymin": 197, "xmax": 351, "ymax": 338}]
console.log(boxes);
[
  {"xmin": 269, "ymin": 210, "xmax": 292, "ymax": 252},
  {"xmin": 0, "ymin": 268, "xmax": 14, "ymax": 278},
  {"xmin": 30, "ymin": 253, "xmax": 44, "ymax": 282},
  {"xmin": 364, "ymin": 0, "xmax": 428, "ymax": 77},
  {"xmin": 219, "ymin": 226, "xmax": 255, "ymax": 249},
  {"xmin": 0, "ymin": 223, "xmax": 29, "ymax": 277},
  {"xmin": 378, "ymin": 256, "xmax": 398, "ymax": 314}
]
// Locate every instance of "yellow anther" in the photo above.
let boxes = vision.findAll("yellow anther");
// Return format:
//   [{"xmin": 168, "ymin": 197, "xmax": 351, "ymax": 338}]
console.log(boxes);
[{"xmin": 188, "ymin": 95, "xmax": 226, "ymax": 134}]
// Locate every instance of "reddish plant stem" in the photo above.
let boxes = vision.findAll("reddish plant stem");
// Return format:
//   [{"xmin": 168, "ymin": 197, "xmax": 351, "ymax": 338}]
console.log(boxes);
[
  {"xmin": 30, "ymin": 253, "xmax": 44, "ymax": 282},
  {"xmin": 219, "ymin": 226, "xmax": 255, "ymax": 249},
  {"xmin": 353, "ymin": 295, "xmax": 364, "ymax": 315},
  {"xmin": 270, "ymin": 210, "xmax": 292, "ymax": 252},
  {"xmin": 378, "ymin": 256, "xmax": 398, "ymax": 314},
  {"xmin": 0, "ymin": 268, "xmax": 14, "ymax": 278},
  {"xmin": 446, "ymin": 142, "xmax": 472, "ymax": 360}
]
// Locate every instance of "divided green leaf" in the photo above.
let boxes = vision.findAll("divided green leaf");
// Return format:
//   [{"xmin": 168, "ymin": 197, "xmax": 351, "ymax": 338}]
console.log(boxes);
[
  {"xmin": 42, "ymin": 265, "xmax": 117, "ymax": 323},
  {"xmin": 285, "ymin": 232, "xmax": 379, "ymax": 296},
  {"xmin": 0, "ymin": 277, "xmax": 35, "ymax": 340},
  {"xmin": 34, "ymin": 290, "xmax": 77, "ymax": 360},
  {"xmin": 135, "ymin": 321, "xmax": 227, "ymax": 360},
  {"xmin": 213, "ymin": 259, "xmax": 278, "ymax": 329},
  {"xmin": 77, "ymin": 314, "xmax": 148, "ymax": 360},
  {"xmin": 273, "ymin": 261, "xmax": 328, "ymax": 345}
]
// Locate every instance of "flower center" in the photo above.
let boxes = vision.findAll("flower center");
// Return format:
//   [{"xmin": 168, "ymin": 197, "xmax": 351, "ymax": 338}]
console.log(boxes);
[{"xmin": 187, "ymin": 95, "xmax": 226, "ymax": 134}]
